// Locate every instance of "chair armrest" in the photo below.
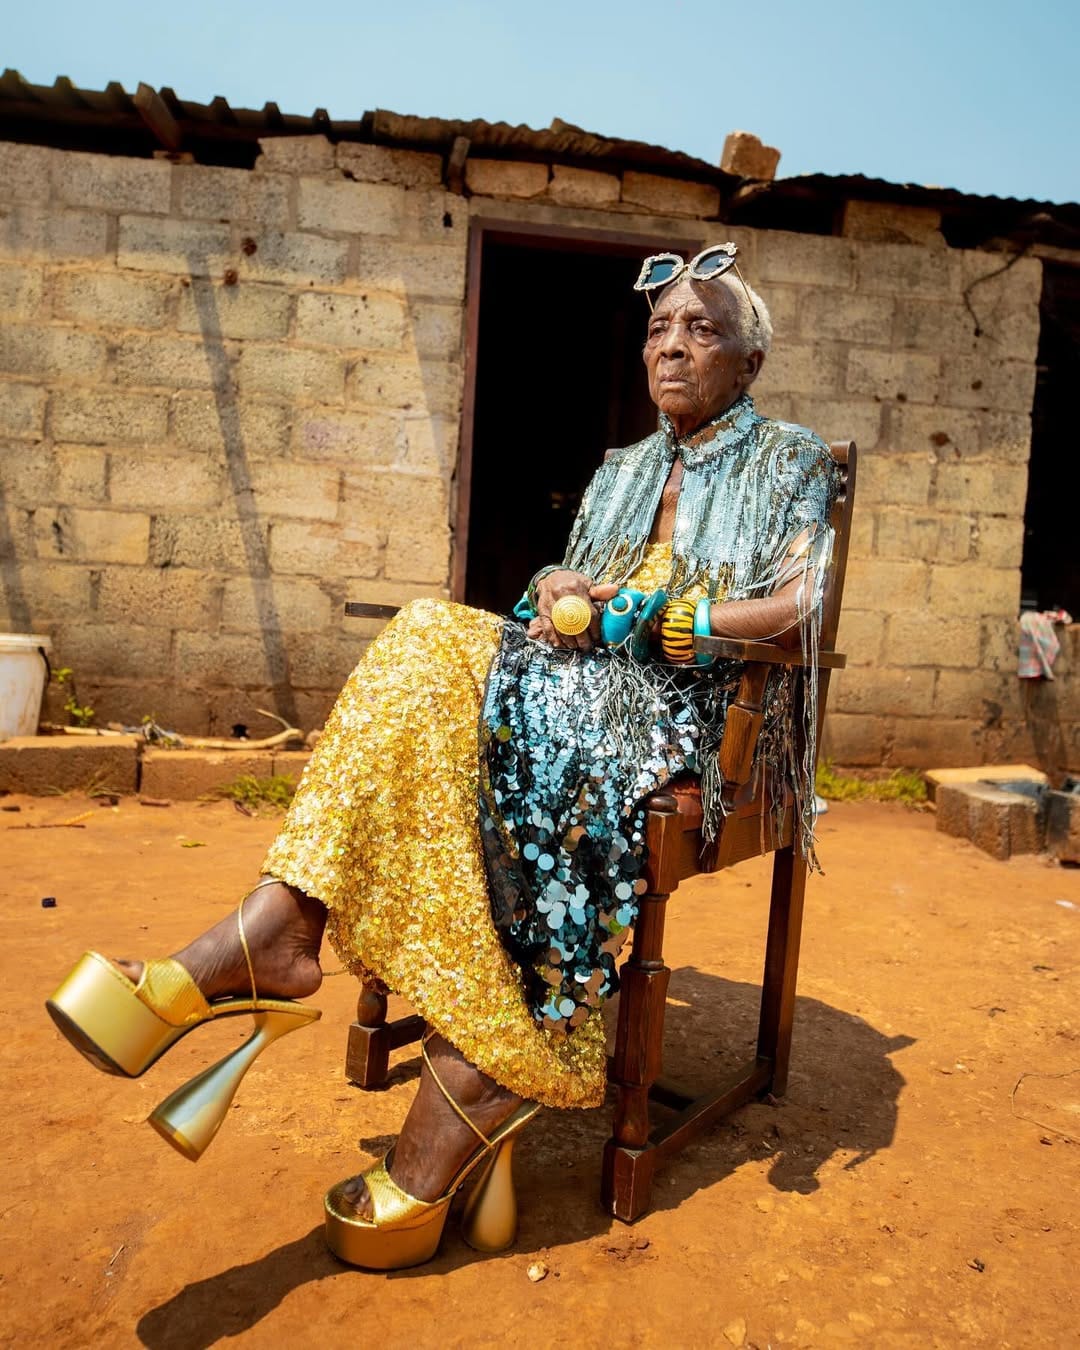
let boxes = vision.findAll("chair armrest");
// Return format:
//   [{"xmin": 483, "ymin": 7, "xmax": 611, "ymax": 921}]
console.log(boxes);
[
  {"xmin": 344, "ymin": 602, "xmax": 401, "ymax": 620},
  {"xmin": 694, "ymin": 635, "xmax": 846, "ymax": 669}
]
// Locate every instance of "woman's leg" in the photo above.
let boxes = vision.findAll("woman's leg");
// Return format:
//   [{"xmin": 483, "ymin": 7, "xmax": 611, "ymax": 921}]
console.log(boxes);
[
  {"xmin": 113, "ymin": 880, "xmax": 326, "ymax": 1002},
  {"xmin": 338, "ymin": 1032, "xmax": 524, "ymax": 1220}
]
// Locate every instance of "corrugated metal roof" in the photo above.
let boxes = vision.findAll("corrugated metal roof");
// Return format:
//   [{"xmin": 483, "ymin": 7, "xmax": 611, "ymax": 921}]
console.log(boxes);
[{"xmin": 1, "ymin": 68, "xmax": 1077, "ymax": 239}]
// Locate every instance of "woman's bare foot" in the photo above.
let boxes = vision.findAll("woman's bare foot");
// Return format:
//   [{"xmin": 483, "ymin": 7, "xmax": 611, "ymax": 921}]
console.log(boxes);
[
  {"xmin": 114, "ymin": 880, "xmax": 326, "ymax": 1002},
  {"xmin": 339, "ymin": 1033, "xmax": 524, "ymax": 1220}
]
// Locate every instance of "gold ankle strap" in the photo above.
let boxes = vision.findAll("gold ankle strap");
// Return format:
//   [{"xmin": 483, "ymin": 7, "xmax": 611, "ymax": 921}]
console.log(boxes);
[
  {"xmin": 236, "ymin": 878, "xmax": 287, "ymax": 1004},
  {"xmin": 420, "ymin": 1034, "xmax": 492, "ymax": 1150}
]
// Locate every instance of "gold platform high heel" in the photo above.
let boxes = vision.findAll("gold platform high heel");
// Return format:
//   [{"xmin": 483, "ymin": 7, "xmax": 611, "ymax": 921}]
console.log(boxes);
[
  {"xmin": 45, "ymin": 880, "xmax": 320, "ymax": 1161},
  {"xmin": 324, "ymin": 1035, "xmax": 539, "ymax": 1270}
]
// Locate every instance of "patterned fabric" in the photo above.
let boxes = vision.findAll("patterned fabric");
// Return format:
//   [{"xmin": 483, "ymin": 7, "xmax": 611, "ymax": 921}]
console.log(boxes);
[{"xmin": 264, "ymin": 399, "xmax": 839, "ymax": 1100}]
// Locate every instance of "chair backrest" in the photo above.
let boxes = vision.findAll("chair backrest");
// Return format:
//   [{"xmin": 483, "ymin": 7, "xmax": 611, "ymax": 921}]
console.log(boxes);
[{"xmin": 819, "ymin": 441, "xmax": 857, "ymax": 652}]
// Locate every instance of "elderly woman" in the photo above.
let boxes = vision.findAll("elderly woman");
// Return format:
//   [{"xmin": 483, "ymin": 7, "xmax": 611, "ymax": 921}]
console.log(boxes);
[{"xmin": 47, "ymin": 246, "xmax": 837, "ymax": 1271}]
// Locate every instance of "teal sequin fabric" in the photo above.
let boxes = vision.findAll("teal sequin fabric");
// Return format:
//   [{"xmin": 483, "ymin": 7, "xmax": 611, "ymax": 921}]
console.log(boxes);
[
  {"xmin": 480, "ymin": 630, "xmax": 736, "ymax": 1031},
  {"xmin": 480, "ymin": 397, "xmax": 840, "ymax": 1032}
]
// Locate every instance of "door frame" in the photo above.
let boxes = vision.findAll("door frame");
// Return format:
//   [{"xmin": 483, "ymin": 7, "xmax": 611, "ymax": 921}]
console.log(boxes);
[{"xmin": 452, "ymin": 217, "xmax": 694, "ymax": 601}]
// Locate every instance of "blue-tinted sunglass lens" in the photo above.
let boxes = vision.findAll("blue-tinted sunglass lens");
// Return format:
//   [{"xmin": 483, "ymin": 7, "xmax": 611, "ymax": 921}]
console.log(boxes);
[
  {"xmin": 693, "ymin": 252, "xmax": 735, "ymax": 279},
  {"xmin": 646, "ymin": 259, "xmax": 679, "ymax": 285}
]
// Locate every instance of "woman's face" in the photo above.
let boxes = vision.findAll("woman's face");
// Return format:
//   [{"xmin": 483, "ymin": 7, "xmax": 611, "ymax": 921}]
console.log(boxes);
[{"xmin": 642, "ymin": 277, "xmax": 762, "ymax": 436}]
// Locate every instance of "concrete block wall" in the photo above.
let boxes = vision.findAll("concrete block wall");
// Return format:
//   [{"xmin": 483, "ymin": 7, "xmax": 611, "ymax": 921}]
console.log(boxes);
[
  {"xmin": 0, "ymin": 137, "xmax": 466, "ymax": 733},
  {"xmin": 0, "ymin": 137, "xmax": 1044, "ymax": 762}
]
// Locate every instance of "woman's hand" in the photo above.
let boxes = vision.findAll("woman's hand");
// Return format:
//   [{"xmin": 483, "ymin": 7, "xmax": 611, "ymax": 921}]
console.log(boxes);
[{"xmin": 527, "ymin": 571, "xmax": 619, "ymax": 651}]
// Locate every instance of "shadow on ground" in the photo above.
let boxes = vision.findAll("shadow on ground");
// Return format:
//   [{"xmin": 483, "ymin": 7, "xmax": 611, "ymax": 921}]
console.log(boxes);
[{"xmin": 136, "ymin": 969, "xmax": 912, "ymax": 1347}]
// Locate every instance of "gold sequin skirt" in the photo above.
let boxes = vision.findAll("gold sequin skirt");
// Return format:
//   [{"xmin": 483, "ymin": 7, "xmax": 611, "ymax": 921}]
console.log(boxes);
[{"xmin": 262, "ymin": 598, "xmax": 608, "ymax": 1109}]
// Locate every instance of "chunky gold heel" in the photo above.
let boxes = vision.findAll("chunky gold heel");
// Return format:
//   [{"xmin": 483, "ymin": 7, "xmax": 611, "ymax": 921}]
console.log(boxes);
[
  {"xmin": 324, "ymin": 1034, "xmax": 538, "ymax": 1270},
  {"xmin": 148, "ymin": 1007, "xmax": 316, "ymax": 1160},
  {"xmin": 461, "ymin": 1135, "xmax": 522, "ymax": 1253},
  {"xmin": 45, "ymin": 880, "xmax": 320, "ymax": 1159}
]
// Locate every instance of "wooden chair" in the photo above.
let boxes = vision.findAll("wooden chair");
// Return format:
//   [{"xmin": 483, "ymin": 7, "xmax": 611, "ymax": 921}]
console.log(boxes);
[{"xmin": 342, "ymin": 441, "xmax": 856, "ymax": 1222}]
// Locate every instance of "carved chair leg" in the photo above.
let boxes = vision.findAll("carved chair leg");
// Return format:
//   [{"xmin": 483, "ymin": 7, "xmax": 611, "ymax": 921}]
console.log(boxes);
[
  {"xmin": 345, "ymin": 981, "xmax": 392, "ymax": 1088},
  {"xmin": 756, "ymin": 843, "xmax": 808, "ymax": 1098},
  {"xmin": 602, "ymin": 888, "xmax": 671, "ymax": 1222}
]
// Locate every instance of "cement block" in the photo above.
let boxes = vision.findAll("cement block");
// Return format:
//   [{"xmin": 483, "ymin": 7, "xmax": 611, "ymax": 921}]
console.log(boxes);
[
  {"xmin": 548, "ymin": 166, "xmax": 620, "ymax": 207},
  {"xmin": 924, "ymin": 763, "xmax": 1046, "ymax": 802},
  {"xmin": 0, "ymin": 142, "xmax": 53, "ymax": 204},
  {"xmin": 52, "ymin": 152, "xmax": 171, "ymax": 214},
  {"xmin": 53, "ymin": 270, "xmax": 172, "ymax": 330},
  {"xmin": 620, "ymin": 172, "xmax": 720, "ymax": 218},
  {"xmin": 351, "ymin": 239, "xmax": 467, "ymax": 302},
  {"xmin": 720, "ymin": 131, "xmax": 781, "ymax": 180},
  {"xmin": 940, "ymin": 355, "xmax": 1038, "ymax": 414},
  {"xmin": 293, "ymin": 407, "xmax": 403, "ymax": 465},
  {"xmin": 114, "ymin": 335, "xmax": 217, "ymax": 390},
  {"xmin": 256, "ymin": 136, "xmax": 335, "ymax": 174},
  {"xmin": 297, "ymin": 178, "xmax": 404, "ymax": 235},
  {"xmin": 237, "ymin": 345, "xmax": 345, "ymax": 403},
  {"xmin": 55, "ymin": 447, "xmax": 108, "ymax": 504},
  {"xmin": 140, "ymin": 749, "xmax": 276, "ymax": 799},
  {"xmin": 847, "ymin": 348, "xmax": 941, "ymax": 403},
  {"xmin": 117, "ymin": 217, "xmax": 232, "ymax": 277},
  {"xmin": 0, "ymin": 380, "xmax": 47, "ymax": 439},
  {"xmin": 172, "ymin": 393, "xmax": 291, "ymax": 458},
  {"xmin": 465, "ymin": 160, "xmax": 549, "ymax": 200},
  {"xmin": 269, "ymin": 520, "xmax": 381, "ymax": 578},
  {"xmin": 0, "ymin": 735, "xmax": 139, "ymax": 794},
  {"xmin": 0, "ymin": 324, "xmax": 106, "ymax": 381},
  {"xmin": 384, "ymin": 523, "xmax": 451, "ymax": 584},
  {"xmin": 239, "ymin": 230, "xmax": 349, "ymax": 287},
  {"xmin": 0, "ymin": 263, "xmax": 46, "ymax": 318},
  {"xmin": 1046, "ymin": 790, "xmax": 1080, "ymax": 863},
  {"xmin": 51, "ymin": 389, "xmax": 169, "ymax": 446},
  {"xmin": 335, "ymin": 144, "xmax": 443, "ymax": 189},
  {"xmin": 842, "ymin": 200, "xmax": 943, "ymax": 246},
  {"xmin": 174, "ymin": 165, "xmax": 292, "ymax": 227},
  {"xmin": 295, "ymin": 291, "xmax": 406, "ymax": 350},
  {"xmin": 0, "ymin": 206, "xmax": 110, "ymax": 262},
  {"xmin": 935, "ymin": 780, "xmax": 1044, "ymax": 860},
  {"xmin": 175, "ymin": 282, "xmax": 292, "ymax": 341}
]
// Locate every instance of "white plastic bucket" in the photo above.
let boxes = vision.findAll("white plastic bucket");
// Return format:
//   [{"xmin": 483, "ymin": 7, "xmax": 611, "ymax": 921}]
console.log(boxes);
[{"xmin": 0, "ymin": 634, "xmax": 52, "ymax": 740}]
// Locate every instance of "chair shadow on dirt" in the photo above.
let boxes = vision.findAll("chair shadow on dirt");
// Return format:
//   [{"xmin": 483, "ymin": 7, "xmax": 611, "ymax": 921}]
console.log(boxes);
[{"xmin": 136, "ymin": 969, "xmax": 913, "ymax": 1349}]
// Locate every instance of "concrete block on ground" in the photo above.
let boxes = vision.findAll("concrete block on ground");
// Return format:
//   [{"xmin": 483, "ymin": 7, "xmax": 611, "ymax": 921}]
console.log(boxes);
[
  {"xmin": 923, "ymin": 763, "xmax": 1046, "ymax": 802},
  {"xmin": 1045, "ymin": 790, "xmax": 1080, "ymax": 864},
  {"xmin": 140, "ymin": 749, "xmax": 277, "ymax": 799},
  {"xmin": 935, "ymin": 780, "xmax": 1044, "ymax": 860},
  {"xmin": 0, "ymin": 735, "xmax": 139, "ymax": 794}
]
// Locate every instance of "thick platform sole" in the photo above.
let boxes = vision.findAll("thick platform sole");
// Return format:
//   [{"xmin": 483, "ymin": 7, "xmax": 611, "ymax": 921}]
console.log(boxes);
[
  {"xmin": 324, "ymin": 1185, "xmax": 450, "ymax": 1270},
  {"xmin": 45, "ymin": 952, "xmax": 186, "ymax": 1077}
]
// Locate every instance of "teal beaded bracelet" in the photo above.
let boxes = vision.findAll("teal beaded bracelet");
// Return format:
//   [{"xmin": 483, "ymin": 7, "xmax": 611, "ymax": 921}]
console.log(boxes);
[{"xmin": 694, "ymin": 596, "xmax": 715, "ymax": 668}]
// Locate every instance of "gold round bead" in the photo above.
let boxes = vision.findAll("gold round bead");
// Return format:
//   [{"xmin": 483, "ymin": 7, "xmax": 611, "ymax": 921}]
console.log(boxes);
[{"xmin": 550, "ymin": 595, "xmax": 593, "ymax": 637}]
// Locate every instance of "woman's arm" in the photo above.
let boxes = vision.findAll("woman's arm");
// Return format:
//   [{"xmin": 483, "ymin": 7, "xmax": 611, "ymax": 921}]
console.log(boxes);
[{"xmin": 708, "ymin": 571, "xmax": 809, "ymax": 650}]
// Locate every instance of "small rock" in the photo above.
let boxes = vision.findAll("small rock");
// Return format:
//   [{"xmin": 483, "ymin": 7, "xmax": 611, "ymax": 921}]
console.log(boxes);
[
  {"xmin": 755, "ymin": 1196, "xmax": 774, "ymax": 1213},
  {"xmin": 527, "ymin": 1261, "xmax": 548, "ymax": 1283},
  {"xmin": 1, "ymin": 803, "xmax": 21, "ymax": 812},
  {"xmin": 139, "ymin": 797, "xmax": 172, "ymax": 808},
  {"xmin": 41, "ymin": 896, "xmax": 57, "ymax": 908},
  {"xmin": 634, "ymin": 1238, "xmax": 650, "ymax": 1250},
  {"xmin": 968, "ymin": 1257, "xmax": 985, "ymax": 1272},
  {"xmin": 722, "ymin": 1316, "xmax": 747, "ymax": 1346}
]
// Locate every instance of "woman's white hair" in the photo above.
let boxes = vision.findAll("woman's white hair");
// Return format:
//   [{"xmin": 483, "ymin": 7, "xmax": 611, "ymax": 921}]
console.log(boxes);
[{"xmin": 714, "ymin": 272, "xmax": 773, "ymax": 358}]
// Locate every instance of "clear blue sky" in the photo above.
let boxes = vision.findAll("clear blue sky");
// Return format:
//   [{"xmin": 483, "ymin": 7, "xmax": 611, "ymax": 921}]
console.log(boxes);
[{"xmin": 8, "ymin": 0, "xmax": 1079, "ymax": 204}]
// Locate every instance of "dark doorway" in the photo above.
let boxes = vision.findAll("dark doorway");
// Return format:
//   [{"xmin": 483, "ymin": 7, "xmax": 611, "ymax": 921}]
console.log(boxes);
[
  {"xmin": 1021, "ymin": 262, "xmax": 1080, "ymax": 612},
  {"xmin": 461, "ymin": 230, "xmax": 676, "ymax": 615}
]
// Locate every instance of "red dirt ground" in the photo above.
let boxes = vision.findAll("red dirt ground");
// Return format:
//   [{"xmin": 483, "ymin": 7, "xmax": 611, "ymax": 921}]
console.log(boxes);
[{"xmin": 2, "ymin": 795, "xmax": 1078, "ymax": 1348}]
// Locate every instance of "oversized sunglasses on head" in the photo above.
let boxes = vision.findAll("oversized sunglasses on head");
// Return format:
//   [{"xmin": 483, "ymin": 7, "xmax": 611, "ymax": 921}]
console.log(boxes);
[{"xmin": 633, "ymin": 243, "xmax": 759, "ymax": 319}]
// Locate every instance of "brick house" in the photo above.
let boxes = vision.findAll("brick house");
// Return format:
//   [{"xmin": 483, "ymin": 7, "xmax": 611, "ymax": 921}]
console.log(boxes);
[{"xmin": 1, "ymin": 74, "xmax": 1077, "ymax": 769}]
